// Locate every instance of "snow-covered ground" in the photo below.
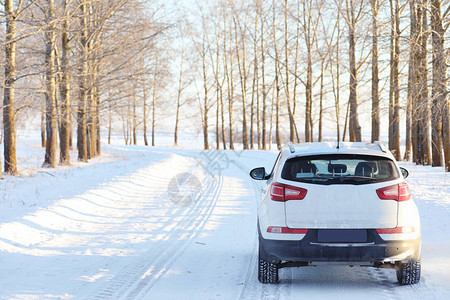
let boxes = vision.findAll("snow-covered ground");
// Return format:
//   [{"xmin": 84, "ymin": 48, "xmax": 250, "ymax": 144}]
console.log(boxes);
[{"xmin": 0, "ymin": 136, "xmax": 449, "ymax": 299}]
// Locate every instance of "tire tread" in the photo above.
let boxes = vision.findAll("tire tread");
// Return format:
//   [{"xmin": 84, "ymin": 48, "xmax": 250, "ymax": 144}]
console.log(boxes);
[
  {"xmin": 397, "ymin": 259, "xmax": 421, "ymax": 285},
  {"xmin": 258, "ymin": 259, "xmax": 279, "ymax": 283}
]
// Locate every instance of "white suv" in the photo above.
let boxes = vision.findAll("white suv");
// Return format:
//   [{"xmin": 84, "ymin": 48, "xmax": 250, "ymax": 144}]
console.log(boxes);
[{"xmin": 250, "ymin": 142, "xmax": 421, "ymax": 285}]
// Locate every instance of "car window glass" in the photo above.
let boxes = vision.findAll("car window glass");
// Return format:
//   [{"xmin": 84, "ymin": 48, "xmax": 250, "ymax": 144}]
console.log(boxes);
[{"xmin": 281, "ymin": 154, "xmax": 399, "ymax": 185}]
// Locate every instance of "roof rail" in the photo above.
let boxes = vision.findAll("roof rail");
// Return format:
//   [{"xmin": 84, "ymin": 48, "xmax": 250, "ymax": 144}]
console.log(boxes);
[
  {"xmin": 374, "ymin": 141, "xmax": 387, "ymax": 153},
  {"xmin": 287, "ymin": 142, "xmax": 295, "ymax": 153}
]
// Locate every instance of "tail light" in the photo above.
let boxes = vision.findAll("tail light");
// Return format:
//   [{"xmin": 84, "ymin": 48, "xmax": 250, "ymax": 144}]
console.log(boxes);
[
  {"xmin": 267, "ymin": 226, "xmax": 308, "ymax": 234},
  {"xmin": 376, "ymin": 226, "xmax": 415, "ymax": 234},
  {"xmin": 270, "ymin": 182, "xmax": 307, "ymax": 202},
  {"xmin": 376, "ymin": 182, "xmax": 411, "ymax": 202}
]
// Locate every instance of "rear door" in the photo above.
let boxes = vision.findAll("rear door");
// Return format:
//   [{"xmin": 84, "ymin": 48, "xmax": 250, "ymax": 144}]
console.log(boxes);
[
  {"xmin": 282, "ymin": 154, "xmax": 399, "ymax": 229},
  {"xmin": 284, "ymin": 183, "xmax": 398, "ymax": 229}
]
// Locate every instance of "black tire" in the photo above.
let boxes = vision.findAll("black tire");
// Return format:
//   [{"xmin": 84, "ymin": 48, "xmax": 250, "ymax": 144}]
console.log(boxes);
[
  {"xmin": 396, "ymin": 258, "xmax": 421, "ymax": 285},
  {"xmin": 258, "ymin": 259, "xmax": 279, "ymax": 283},
  {"xmin": 258, "ymin": 245, "xmax": 279, "ymax": 283}
]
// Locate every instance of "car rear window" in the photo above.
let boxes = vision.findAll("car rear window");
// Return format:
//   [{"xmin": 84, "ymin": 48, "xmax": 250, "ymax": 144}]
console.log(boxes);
[{"xmin": 281, "ymin": 154, "xmax": 400, "ymax": 185}]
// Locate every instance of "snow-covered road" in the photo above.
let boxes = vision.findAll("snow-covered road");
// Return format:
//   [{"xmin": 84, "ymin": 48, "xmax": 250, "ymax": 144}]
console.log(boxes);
[{"xmin": 0, "ymin": 143, "xmax": 449, "ymax": 299}]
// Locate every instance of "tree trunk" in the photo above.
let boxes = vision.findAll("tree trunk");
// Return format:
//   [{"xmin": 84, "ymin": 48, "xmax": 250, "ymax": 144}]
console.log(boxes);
[
  {"xmin": 77, "ymin": 1, "xmax": 89, "ymax": 162},
  {"xmin": 108, "ymin": 101, "xmax": 112, "ymax": 145},
  {"xmin": 41, "ymin": 98, "xmax": 46, "ymax": 148},
  {"xmin": 405, "ymin": 1, "xmax": 414, "ymax": 161},
  {"xmin": 430, "ymin": 0, "xmax": 444, "ymax": 166},
  {"xmin": 404, "ymin": 79, "xmax": 412, "ymax": 160},
  {"xmin": 347, "ymin": 1, "xmax": 362, "ymax": 142},
  {"xmin": 318, "ymin": 62, "xmax": 324, "ymax": 142},
  {"xmin": 370, "ymin": 0, "xmax": 380, "ymax": 143},
  {"xmin": 250, "ymin": 51, "xmax": 256, "ymax": 150},
  {"xmin": 343, "ymin": 100, "xmax": 350, "ymax": 141},
  {"xmin": 3, "ymin": 0, "xmax": 17, "ymax": 174},
  {"xmin": 293, "ymin": 1, "xmax": 301, "ymax": 143},
  {"xmin": 220, "ymin": 88, "xmax": 227, "ymax": 150},
  {"xmin": 225, "ymin": 20, "xmax": 234, "ymax": 150},
  {"xmin": 59, "ymin": 0, "xmax": 71, "ymax": 165},
  {"xmin": 269, "ymin": 89, "xmax": 275, "ymax": 149},
  {"xmin": 253, "ymin": 5, "xmax": 260, "ymax": 150},
  {"xmin": 216, "ymin": 86, "xmax": 220, "ymax": 149},
  {"xmin": 87, "ymin": 86, "xmax": 98, "ymax": 159},
  {"xmin": 43, "ymin": 0, "xmax": 58, "ymax": 168},
  {"xmin": 143, "ymin": 80, "xmax": 149, "ymax": 146},
  {"xmin": 234, "ymin": 16, "xmax": 249, "ymax": 150},
  {"xmin": 333, "ymin": 7, "xmax": 342, "ymax": 143},
  {"xmin": 260, "ymin": 2, "xmax": 267, "ymax": 150},
  {"xmin": 443, "ymin": 97, "xmax": 450, "ymax": 171},
  {"xmin": 389, "ymin": 0, "xmax": 401, "ymax": 160},
  {"xmin": 305, "ymin": 45, "xmax": 313, "ymax": 143},
  {"xmin": 132, "ymin": 92, "xmax": 137, "ymax": 145},
  {"xmin": 273, "ymin": 0, "xmax": 281, "ymax": 149},
  {"xmin": 284, "ymin": 0, "xmax": 295, "ymax": 143},
  {"xmin": 94, "ymin": 64, "xmax": 101, "ymax": 156},
  {"xmin": 411, "ymin": 0, "xmax": 420, "ymax": 163},
  {"xmin": 174, "ymin": 52, "xmax": 184, "ymax": 146},
  {"xmin": 215, "ymin": 42, "xmax": 220, "ymax": 150},
  {"xmin": 201, "ymin": 26, "xmax": 209, "ymax": 150},
  {"xmin": 417, "ymin": 2, "xmax": 432, "ymax": 165},
  {"xmin": 152, "ymin": 78, "xmax": 156, "ymax": 147}
]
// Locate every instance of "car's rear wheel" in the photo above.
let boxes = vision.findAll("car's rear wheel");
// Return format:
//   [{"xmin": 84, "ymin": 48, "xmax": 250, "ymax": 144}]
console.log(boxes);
[
  {"xmin": 396, "ymin": 258, "xmax": 421, "ymax": 285},
  {"xmin": 258, "ymin": 245, "xmax": 279, "ymax": 283}
]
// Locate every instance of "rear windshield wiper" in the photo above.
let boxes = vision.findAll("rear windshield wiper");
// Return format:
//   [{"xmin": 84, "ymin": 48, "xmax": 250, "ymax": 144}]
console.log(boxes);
[
  {"xmin": 293, "ymin": 177, "xmax": 328, "ymax": 183},
  {"xmin": 335, "ymin": 176, "xmax": 378, "ymax": 183}
]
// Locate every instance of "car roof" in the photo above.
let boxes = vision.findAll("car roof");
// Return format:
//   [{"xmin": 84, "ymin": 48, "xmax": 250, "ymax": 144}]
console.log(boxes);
[{"xmin": 282, "ymin": 141, "xmax": 396, "ymax": 160}]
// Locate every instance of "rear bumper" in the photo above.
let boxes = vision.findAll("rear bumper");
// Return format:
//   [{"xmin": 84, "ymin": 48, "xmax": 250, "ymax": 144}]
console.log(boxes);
[{"xmin": 259, "ymin": 228, "xmax": 421, "ymax": 265}]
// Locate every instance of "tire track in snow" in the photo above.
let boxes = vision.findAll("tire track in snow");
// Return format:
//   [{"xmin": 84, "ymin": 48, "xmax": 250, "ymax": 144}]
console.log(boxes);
[
  {"xmin": 121, "ymin": 174, "xmax": 223, "ymax": 299},
  {"xmin": 88, "ymin": 154, "xmax": 223, "ymax": 300},
  {"xmin": 231, "ymin": 159, "xmax": 292, "ymax": 300},
  {"xmin": 364, "ymin": 264, "xmax": 431, "ymax": 299}
]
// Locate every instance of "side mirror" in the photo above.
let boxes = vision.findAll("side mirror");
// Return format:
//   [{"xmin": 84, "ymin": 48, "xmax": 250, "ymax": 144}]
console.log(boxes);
[
  {"xmin": 400, "ymin": 167, "xmax": 409, "ymax": 178},
  {"xmin": 250, "ymin": 167, "xmax": 268, "ymax": 180}
]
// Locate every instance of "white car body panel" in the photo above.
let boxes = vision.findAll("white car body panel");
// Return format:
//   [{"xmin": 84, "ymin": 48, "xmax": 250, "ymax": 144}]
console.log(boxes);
[
  {"xmin": 283, "ymin": 180, "xmax": 399, "ymax": 229},
  {"xmin": 257, "ymin": 142, "xmax": 421, "ymax": 242}
]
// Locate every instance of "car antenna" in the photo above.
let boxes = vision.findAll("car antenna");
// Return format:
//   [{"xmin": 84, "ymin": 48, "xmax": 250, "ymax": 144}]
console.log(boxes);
[{"xmin": 336, "ymin": 141, "xmax": 340, "ymax": 149}]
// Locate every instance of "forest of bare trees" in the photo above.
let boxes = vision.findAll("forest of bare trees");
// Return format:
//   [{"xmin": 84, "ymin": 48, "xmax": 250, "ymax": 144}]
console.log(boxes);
[{"xmin": 1, "ymin": 0, "xmax": 449, "ymax": 177}]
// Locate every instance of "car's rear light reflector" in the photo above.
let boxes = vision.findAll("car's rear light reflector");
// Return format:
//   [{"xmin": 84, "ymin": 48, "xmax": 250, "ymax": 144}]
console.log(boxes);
[
  {"xmin": 376, "ymin": 182, "xmax": 411, "ymax": 202},
  {"xmin": 267, "ymin": 226, "xmax": 308, "ymax": 234},
  {"xmin": 376, "ymin": 226, "xmax": 415, "ymax": 234},
  {"xmin": 270, "ymin": 183, "xmax": 285, "ymax": 201},
  {"xmin": 398, "ymin": 182, "xmax": 411, "ymax": 201},
  {"xmin": 270, "ymin": 182, "xmax": 307, "ymax": 202}
]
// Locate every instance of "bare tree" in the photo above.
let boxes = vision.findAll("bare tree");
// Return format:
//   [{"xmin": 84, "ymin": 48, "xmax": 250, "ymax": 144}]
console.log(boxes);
[
  {"xmin": 272, "ymin": 0, "xmax": 281, "ymax": 149},
  {"xmin": 345, "ymin": 0, "xmax": 362, "ymax": 142},
  {"xmin": 329, "ymin": 0, "xmax": 343, "ymax": 143},
  {"xmin": 59, "ymin": 0, "xmax": 71, "ymax": 165},
  {"xmin": 3, "ymin": 0, "xmax": 18, "ymax": 174},
  {"xmin": 143, "ymin": 76, "xmax": 149, "ymax": 146},
  {"xmin": 370, "ymin": 0, "xmax": 381, "ymax": 143},
  {"xmin": 411, "ymin": 0, "xmax": 432, "ymax": 165},
  {"xmin": 299, "ymin": 0, "xmax": 320, "ymax": 142},
  {"xmin": 430, "ymin": 0, "xmax": 444, "ymax": 166},
  {"xmin": 388, "ymin": 0, "xmax": 401, "ymax": 160},
  {"xmin": 223, "ymin": 13, "xmax": 234, "ymax": 150},
  {"xmin": 200, "ymin": 18, "xmax": 211, "ymax": 150},
  {"xmin": 43, "ymin": 0, "xmax": 58, "ymax": 168},
  {"xmin": 282, "ymin": 0, "xmax": 295, "ymax": 143},
  {"xmin": 258, "ymin": 0, "xmax": 268, "ymax": 150},
  {"xmin": 232, "ymin": 3, "xmax": 249, "ymax": 150},
  {"xmin": 174, "ymin": 50, "xmax": 184, "ymax": 146},
  {"xmin": 77, "ymin": 0, "xmax": 89, "ymax": 162}
]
